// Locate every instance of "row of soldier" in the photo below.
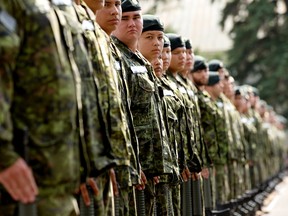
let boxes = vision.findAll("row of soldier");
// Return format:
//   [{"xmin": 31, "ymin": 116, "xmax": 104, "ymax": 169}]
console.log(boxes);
[{"xmin": 0, "ymin": 0, "xmax": 286, "ymax": 216}]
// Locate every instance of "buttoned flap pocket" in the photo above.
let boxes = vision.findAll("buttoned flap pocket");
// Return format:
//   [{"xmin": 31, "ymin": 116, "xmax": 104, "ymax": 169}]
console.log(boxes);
[{"xmin": 130, "ymin": 74, "xmax": 155, "ymax": 108}]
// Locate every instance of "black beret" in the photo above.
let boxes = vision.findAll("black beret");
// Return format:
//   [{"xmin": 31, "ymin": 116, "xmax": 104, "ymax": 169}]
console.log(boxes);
[
  {"xmin": 208, "ymin": 59, "xmax": 224, "ymax": 71},
  {"xmin": 163, "ymin": 35, "xmax": 170, "ymax": 48},
  {"xmin": 166, "ymin": 33, "xmax": 185, "ymax": 51},
  {"xmin": 142, "ymin": 14, "xmax": 164, "ymax": 32},
  {"xmin": 207, "ymin": 71, "xmax": 220, "ymax": 86},
  {"xmin": 121, "ymin": 0, "xmax": 141, "ymax": 13},
  {"xmin": 192, "ymin": 55, "xmax": 208, "ymax": 72},
  {"xmin": 184, "ymin": 38, "xmax": 192, "ymax": 49}
]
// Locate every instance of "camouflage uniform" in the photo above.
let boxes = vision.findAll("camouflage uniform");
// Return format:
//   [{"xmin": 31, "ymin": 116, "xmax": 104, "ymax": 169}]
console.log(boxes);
[
  {"xmin": 74, "ymin": 2, "xmax": 132, "ymax": 215},
  {"xmin": 240, "ymin": 112, "xmax": 258, "ymax": 190},
  {"xmin": 0, "ymin": 1, "xmax": 84, "ymax": 215},
  {"xmin": 156, "ymin": 75, "xmax": 184, "ymax": 216},
  {"xmin": 176, "ymin": 74, "xmax": 205, "ymax": 216},
  {"xmin": 109, "ymin": 38, "xmax": 140, "ymax": 216},
  {"xmin": 112, "ymin": 36, "xmax": 175, "ymax": 215},
  {"xmin": 214, "ymin": 95, "xmax": 230, "ymax": 205},
  {"xmin": 223, "ymin": 98, "xmax": 246, "ymax": 199},
  {"xmin": 166, "ymin": 72, "xmax": 202, "ymax": 216},
  {"xmin": 196, "ymin": 90, "xmax": 219, "ymax": 208}
]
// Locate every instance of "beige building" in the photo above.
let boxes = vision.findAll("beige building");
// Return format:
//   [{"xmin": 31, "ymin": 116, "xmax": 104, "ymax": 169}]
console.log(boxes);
[{"xmin": 140, "ymin": 0, "xmax": 232, "ymax": 52}]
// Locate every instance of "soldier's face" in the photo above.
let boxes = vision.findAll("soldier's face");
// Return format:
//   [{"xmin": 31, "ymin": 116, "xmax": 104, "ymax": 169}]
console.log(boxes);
[
  {"xmin": 162, "ymin": 46, "xmax": 171, "ymax": 72},
  {"xmin": 191, "ymin": 68, "xmax": 209, "ymax": 86},
  {"xmin": 112, "ymin": 10, "xmax": 143, "ymax": 45},
  {"xmin": 96, "ymin": 0, "xmax": 121, "ymax": 35},
  {"xmin": 151, "ymin": 56, "xmax": 163, "ymax": 78},
  {"xmin": 169, "ymin": 47, "xmax": 186, "ymax": 73},
  {"xmin": 211, "ymin": 81, "xmax": 223, "ymax": 98},
  {"xmin": 138, "ymin": 31, "xmax": 164, "ymax": 62},
  {"xmin": 184, "ymin": 48, "xmax": 194, "ymax": 71},
  {"xmin": 84, "ymin": 0, "xmax": 104, "ymax": 13}
]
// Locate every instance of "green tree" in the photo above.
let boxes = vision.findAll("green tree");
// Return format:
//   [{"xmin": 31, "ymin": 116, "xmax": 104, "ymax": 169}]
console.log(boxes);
[{"xmin": 219, "ymin": 0, "xmax": 288, "ymax": 118}]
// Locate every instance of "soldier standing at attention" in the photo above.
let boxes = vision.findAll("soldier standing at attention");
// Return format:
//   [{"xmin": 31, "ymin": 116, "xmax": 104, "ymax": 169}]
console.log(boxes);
[
  {"xmin": 204, "ymin": 72, "xmax": 230, "ymax": 209},
  {"xmin": 112, "ymin": 1, "xmax": 175, "ymax": 214},
  {"xmin": 0, "ymin": 1, "xmax": 86, "ymax": 215},
  {"xmin": 165, "ymin": 33, "xmax": 202, "ymax": 216},
  {"xmin": 190, "ymin": 56, "xmax": 215, "ymax": 215},
  {"xmin": 74, "ymin": 0, "xmax": 134, "ymax": 215},
  {"xmin": 138, "ymin": 15, "xmax": 180, "ymax": 216},
  {"xmin": 96, "ymin": 0, "xmax": 143, "ymax": 215}
]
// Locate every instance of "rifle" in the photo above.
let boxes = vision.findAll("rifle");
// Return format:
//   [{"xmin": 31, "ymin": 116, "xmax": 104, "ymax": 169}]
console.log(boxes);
[
  {"xmin": 182, "ymin": 178, "xmax": 193, "ymax": 216},
  {"xmin": 192, "ymin": 178, "xmax": 203, "ymax": 216},
  {"xmin": 13, "ymin": 127, "xmax": 37, "ymax": 216},
  {"xmin": 135, "ymin": 189, "xmax": 146, "ymax": 216},
  {"xmin": 79, "ymin": 185, "xmax": 94, "ymax": 216}
]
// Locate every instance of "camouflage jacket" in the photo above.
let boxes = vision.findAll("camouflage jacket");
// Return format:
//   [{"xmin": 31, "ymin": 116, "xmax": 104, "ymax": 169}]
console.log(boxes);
[
  {"xmin": 197, "ymin": 90, "xmax": 218, "ymax": 167},
  {"xmin": 75, "ymin": 2, "xmax": 131, "ymax": 177},
  {"xmin": 109, "ymin": 39, "xmax": 140, "ymax": 186},
  {"xmin": 159, "ymin": 76, "xmax": 183, "ymax": 180},
  {"xmin": 166, "ymin": 72, "xmax": 201, "ymax": 172},
  {"xmin": 0, "ymin": 0, "xmax": 82, "ymax": 195},
  {"xmin": 112, "ymin": 36, "xmax": 174, "ymax": 177}
]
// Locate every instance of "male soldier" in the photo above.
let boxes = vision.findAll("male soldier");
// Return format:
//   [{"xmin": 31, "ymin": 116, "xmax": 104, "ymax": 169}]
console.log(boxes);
[
  {"xmin": 165, "ymin": 33, "xmax": 202, "ymax": 216},
  {"xmin": 190, "ymin": 56, "xmax": 216, "ymax": 215},
  {"xmin": 180, "ymin": 39, "xmax": 205, "ymax": 216},
  {"xmin": 234, "ymin": 87, "xmax": 255, "ymax": 193},
  {"xmin": 112, "ymin": 1, "xmax": 174, "ymax": 214},
  {"xmin": 0, "ymin": 1, "xmax": 85, "ymax": 215},
  {"xmin": 138, "ymin": 15, "xmax": 180, "ymax": 215},
  {"xmin": 74, "ymin": 0, "xmax": 133, "ymax": 215},
  {"xmin": 221, "ymin": 73, "xmax": 246, "ymax": 201},
  {"xmin": 204, "ymin": 72, "xmax": 230, "ymax": 209},
  {"xmin": 96, "ymin": 0, "xmax": 143, "ymax": 215}
]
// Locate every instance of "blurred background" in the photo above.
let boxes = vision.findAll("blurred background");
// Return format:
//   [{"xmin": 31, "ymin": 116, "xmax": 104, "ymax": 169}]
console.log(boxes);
[{"xmin": 140, "ymin": 0, "xmax": 288, "ymax": 122}]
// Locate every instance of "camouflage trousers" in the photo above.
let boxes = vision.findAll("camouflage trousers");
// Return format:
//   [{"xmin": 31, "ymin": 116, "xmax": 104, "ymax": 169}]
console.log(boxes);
[
  {"xmin": 0, "ymin": 192, "xmax": 78, "ymax": 216},
  {"xmin": 214, "ymin": 164, "xmax": 230, "ymax": 206},
  {"xmin": 227, "ymin": 160, "xmax": 245, "ymax": 200},
  {"xmin": 171, "ymin": 184, "xmax": 181, "ymax": 216},
  {"xmin": 155, "ymin": 183, "xmax": 174, "ymax": 216}
]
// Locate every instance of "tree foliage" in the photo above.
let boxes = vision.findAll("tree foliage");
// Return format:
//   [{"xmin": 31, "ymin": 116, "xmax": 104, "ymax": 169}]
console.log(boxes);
[{"xmin": 220, "ymin": 0, "xmax": 288, "ymax": 118}]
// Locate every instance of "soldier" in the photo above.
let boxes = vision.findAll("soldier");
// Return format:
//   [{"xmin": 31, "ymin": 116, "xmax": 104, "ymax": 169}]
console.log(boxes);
[
  {"xmin": 204, "ymin": 72, "xmax": 230, "ymax": 208},
  {"xmin": 190, "ymin": 56, "xmax": 216, "ymax": 215},
  {"xmin": 96, "ymin": 0, "xmax": 143, "ymax": 215},
  {"xmin": 74, "ymin": 0, "xmax": 136, "ymax": 215},
  {"xmin": 112, "ymin": 1, "xmax": 175, "ymax": 214},
  {"xmin": 165, "ymin": 33, "xmax": 203, "ymax": 216},
  {"xmin": 221, "ymin": 73, "xmax": 246, "ymax": 200},
  {"xmin": 0, "ymin": 1, "xmax": 85, "ymax": 215},
  {"xmin": 234, "ymin": 87, "xmax": 255, "ymax": 193},
  {"xmin": 138, "ymin": 15, "xmax": 181, "ymax": 216}
]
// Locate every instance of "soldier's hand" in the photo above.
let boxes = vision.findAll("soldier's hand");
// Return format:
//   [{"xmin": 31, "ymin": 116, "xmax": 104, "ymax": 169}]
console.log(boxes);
[
  {"xmin": 181, "ymin": 167, "xmax": 191, "ymax": 182},
  {"xmin": 201, "ymin": 167, "xmax": 209, "ymax": 179},
  {"xmin": 109, "ymin": 168, "xmax": 119, "ymax": 196},
  {"xmin": 191, "ymin": 172, "xmax": 200, "ymax": 181},
  {"xmin": 0, "ymin": 158, "xmax": 38, "ymax": 203},
  {"xmin": 135, "ymin": 170, "xmax": 146, "ymax": 190},
  {"xmin": 80, "ymin": 178, "xmax": 99, "ymax": 206},
  {"xmin": 153, "ymin": 176, "xmax": 160, "ymax": 185}
]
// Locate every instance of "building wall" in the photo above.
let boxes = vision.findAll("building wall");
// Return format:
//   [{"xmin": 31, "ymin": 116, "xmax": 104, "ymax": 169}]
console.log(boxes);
[{"xmin": 140, "ymin": 0, "xmax": 232, "ymax": 52}]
